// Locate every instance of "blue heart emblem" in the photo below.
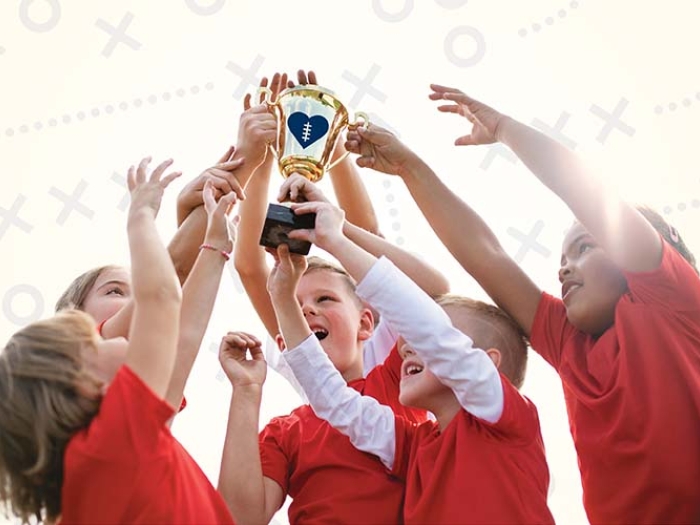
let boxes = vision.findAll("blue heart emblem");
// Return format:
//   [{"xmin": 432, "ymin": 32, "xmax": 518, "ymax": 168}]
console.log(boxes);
[{"xmin": 288, "ymin": 112, "xmax": 330, "ymax": 149}]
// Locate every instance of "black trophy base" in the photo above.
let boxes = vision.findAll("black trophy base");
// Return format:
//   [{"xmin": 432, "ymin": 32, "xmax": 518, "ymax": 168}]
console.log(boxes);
[{"xmin": 259, "ymin": 203, "xmax": 317, "ymax": 255}]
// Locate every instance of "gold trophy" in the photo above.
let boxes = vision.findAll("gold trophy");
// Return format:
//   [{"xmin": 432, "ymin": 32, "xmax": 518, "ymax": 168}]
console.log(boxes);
[{"xmin": 258, "ymin": 84, "xmax": 368, "ymax": 254}]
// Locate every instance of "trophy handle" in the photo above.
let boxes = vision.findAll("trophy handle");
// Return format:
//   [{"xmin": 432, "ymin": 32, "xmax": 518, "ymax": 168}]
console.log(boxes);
[
  {"xmin": 256, "ymin": 87, "xmax": 281, "ymax": 161},
  {"xmin": 327, "ymin": 112, "xmax": 370, "ymax": 172}
]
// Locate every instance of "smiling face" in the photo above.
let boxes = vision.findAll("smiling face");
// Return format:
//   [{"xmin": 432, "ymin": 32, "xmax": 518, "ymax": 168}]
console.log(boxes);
[
  {"xmin": 559, "ymin": 222, "xmax": 628, "ymax": 336},
  {"xmin": 293, "ymin": 268, "xmax": 373, "ymax": 381},
  {"xmin": 80, "ymin": 267, "xmax": 132, "ymax": 324}
]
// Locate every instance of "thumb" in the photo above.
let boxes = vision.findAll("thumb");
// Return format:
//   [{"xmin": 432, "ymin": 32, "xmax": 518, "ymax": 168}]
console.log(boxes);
[{"xmin": 358, "ymin": 125, "xmax": 391, "ymax": 146}]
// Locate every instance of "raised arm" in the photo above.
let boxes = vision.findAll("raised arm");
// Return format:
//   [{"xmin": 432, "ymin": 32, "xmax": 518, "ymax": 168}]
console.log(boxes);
[
  {"xmin": 290, "ymin": 201, "xmax": 503, "ymax": 421},
  {"xmin": 217, "ymin": 332, "xmax": 284, "ymax": 525},
  {"xmin": 346, "ymin": 123, "xmax": 540, "ymax": 335},
  {"xmin": 164, "ymin": 183, "xmax": 238, "ymax": 410},
  {"xmin": 432, "ymin": 84, "xmax": 662, "ymax": 273},
  {"xmin": 124, "ymin": 157, "xmax": 182, "ymax": 398},
  {"xmin": 278, "ymin": 174, "xmax": 450, "ymax": 297}
]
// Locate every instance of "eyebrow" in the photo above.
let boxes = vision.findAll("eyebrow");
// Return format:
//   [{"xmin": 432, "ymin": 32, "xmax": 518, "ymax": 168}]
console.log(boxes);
[
  {"xmin": 561, "ymin": 233, "xmax": 592, "ymax": 265},
  {"xmin": 96, "ymin": 280, "xmax": 130, "ymax": 291}
]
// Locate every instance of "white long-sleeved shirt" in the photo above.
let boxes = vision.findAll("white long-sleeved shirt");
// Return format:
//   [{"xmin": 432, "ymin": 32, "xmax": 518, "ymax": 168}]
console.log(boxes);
[{"xmin": 283, "ymin": 256, "xmax": 503, "ymax": 469}]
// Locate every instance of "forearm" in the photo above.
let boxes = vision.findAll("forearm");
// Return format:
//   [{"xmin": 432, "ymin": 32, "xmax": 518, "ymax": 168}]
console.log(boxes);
[
  {"xmin": 165, "ymin": 249, "xmax": 226, "ymax": 408},
  {"xmin": 218, "ymin": 386, "xmax": 268, "ymax": 525},
  {"xmin": 271, "ymin": 294, "xmax": 311, "ymax": 350},
  {"xmin": 358, "ymin": 257, "xmax": 503, "ymax": 422},
  {"xmin": 284, "ymin": 335, "xmax": 396, "ymax": 469},
  {"xmin": 100, "ymin": 300, "xmax": 134, "ymax": 339},
  {"xmin": 168, "ymin": 206, "xmax": 208, "ymax": 285},
  {"xmin": 234, "ymin": 160, "xmax": 280, "ymax": 338},
  {"xmin": 128, "ymin": 211, "xmax": 181, "ymax": 302},
  {"xmin": 329, "ymin": 142, "xmax": 380, "ymax": 235},
  {"xmin": 343, "ymin": 221, "xmax": 449, "ymax": 296}
]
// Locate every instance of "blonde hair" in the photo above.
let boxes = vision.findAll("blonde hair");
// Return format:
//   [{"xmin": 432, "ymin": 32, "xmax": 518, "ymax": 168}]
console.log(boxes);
[
  {"xmin": 304, "ymin": 256, "xmax": 365, "ymax": 308},
  {"xmin": 435, "ymin": 294, "xmax": 529, "ymax": 389},
  {"xmin": 55, "ymin": 265, "xmax": 122, "ymax": 313},
  {"xmin": 0, "ymin": 310, "xmax": 103, "ymax": 523}
]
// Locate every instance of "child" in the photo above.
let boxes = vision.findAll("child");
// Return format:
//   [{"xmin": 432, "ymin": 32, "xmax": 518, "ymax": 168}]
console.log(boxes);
[
  {"xmin": 217, "ymin": 232, "xmax": 432, "ymax": 523},
  {"xmin": 234, "ymin": 72, "xmax": 449, "ymax": 388},
  {"xmin": 265, "ymin": 199, "xmax": 555, "ymax": 524},
  {"xmin": 345, "ymin": 86, "xmax": 700, "ymax": 524},
  {"xmin": 0, "ymin": 158, "xmax": 235, "ymax": 524}
]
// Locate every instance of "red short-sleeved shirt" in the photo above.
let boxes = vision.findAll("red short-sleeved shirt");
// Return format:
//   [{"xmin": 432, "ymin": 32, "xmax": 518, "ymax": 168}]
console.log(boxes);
[
  {"xmin": 531, "ymin": 240, "xmax": 700, "ymax": 524},
  {"xmin": 393, "ymin": 375, "xmax": 554, "ymax": 524},
  {"xmin": 260, "ymin": 345, "xmax": 426, "ymax": 523},
  {"xmin": 61, "ymin": 366, "xmax": 234, "ymax": 524}
]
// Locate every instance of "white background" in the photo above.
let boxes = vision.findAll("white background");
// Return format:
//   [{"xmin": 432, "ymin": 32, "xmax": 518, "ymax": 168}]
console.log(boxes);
[{"xmin": 1, "ymin": 1, "xmax": 699, "ymax": 523}]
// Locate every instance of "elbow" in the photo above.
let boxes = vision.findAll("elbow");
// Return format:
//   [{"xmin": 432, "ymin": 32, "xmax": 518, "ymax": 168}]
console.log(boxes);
[{"xmin": 136, "ymin": 280, "xmax": 183, "ymax": 306}]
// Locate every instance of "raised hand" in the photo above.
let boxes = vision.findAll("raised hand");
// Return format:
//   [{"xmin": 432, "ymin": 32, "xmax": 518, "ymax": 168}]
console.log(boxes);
[
  {"xmin": 127, "ymin": 157, "xmax": 181, "ymax": 218},
  {"xmin": 288, "ymin": 201, "xmax": 345, "ymax": 252},
  {"xmin": 266, "ymin": 244, "xmax": 308, "ymax": 302},
  {"xmin": 277, "ymin": 173, "xmax": 331, "ymax": 204},
  {"xmin": 344, "ymin": 124, "xmax": 417, "ymax": 177},
  {"xmin": 202, "ymin": 180, "xmax": 238, "ymax": 253},
  {"xmin": 237, "ymin": 76, "xmax": 279, "ymax": 170},
  {"xmin": 429, "ymin": 84, "xmax": 506, "ymax": 146},
  {"xmin": 218, "ymin": 331, "xmax": 266, "ymax": 387},
  {"xmin": 176, "ymin": 146, "xmax": 246, "ymax": 226}
]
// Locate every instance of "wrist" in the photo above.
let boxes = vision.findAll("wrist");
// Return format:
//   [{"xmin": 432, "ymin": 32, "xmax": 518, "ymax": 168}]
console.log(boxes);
[
  {"xmin": 493, "ymin": 115, "xmax": 514, "ymax": 143},
  {"xmin": 199, "ymin": 243, "xmax": 231, "ymax": 261}
]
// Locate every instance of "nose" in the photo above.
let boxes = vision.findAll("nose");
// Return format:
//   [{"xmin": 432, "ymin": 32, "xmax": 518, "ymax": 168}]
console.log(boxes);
[
  {"xmin": 558, "ymin": 262, "xmax": 572, "ymax": 283},
  {"xmin": 398, "ymin": 343, "xmax": 416, "ymax": 360},
  {"xmin": 301, "ymin": 302, "xmax": 317, "ymax": 318}
]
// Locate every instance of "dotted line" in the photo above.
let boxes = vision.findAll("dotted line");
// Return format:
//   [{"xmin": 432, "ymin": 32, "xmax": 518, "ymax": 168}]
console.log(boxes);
[
  {"xmin": 654, "ymin": 92, "xmax": 700, "ymax": 115},
  {"xmin": 382, "ymin": 179, "xmax": 404, "ymax": 246},
  {"xmin": 662, "ymin": 199, "xmax": 700, "ymax": 215},
  {"xmin": 2, "ymin": 82, "xmax": 215, "ymax": 138},
  {"xmin": 518, "ymin": 1, "xmax": 580, "ymax": 37}
]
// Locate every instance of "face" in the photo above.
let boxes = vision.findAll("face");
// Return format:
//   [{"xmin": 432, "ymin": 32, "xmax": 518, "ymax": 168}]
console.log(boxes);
[
  {"xmin": 559, "ymin": 223, "xmax": 628, "ymax": 336},
  {"xmin": 81, "ymin": 267, "xmax": 131, "ymax": 324},
  {"xmin": 292, "ymin": 270, "xmax": 372, "ymax": 380},
  {"xmin": 82, "ymin": 337, "xmax": 129, "ymax": 388}
]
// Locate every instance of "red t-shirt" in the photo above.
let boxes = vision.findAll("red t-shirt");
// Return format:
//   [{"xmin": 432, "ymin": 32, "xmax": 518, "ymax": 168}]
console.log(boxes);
[
  {"xmin": 260, "ymin": 345, "xmax": 426, "ymax": 523},
  {"xmin": 61, "ymin": 366, "xmax": 234, "ymax": 524},
  {"xmin": 531, "ymin": 240, "xmax": 700, "ymax": 524},
  {"xmin": 393, "ymin": 374, "xmax": 553, "ymax": 524}
]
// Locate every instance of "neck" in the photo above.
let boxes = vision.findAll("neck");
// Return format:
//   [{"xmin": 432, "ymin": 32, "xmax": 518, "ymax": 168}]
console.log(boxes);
[{"xmin": 426, "ymin": 392, "xmax": 462, "ymax": 432}]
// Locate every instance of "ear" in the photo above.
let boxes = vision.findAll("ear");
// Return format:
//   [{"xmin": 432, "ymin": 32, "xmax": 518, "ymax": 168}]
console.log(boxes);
[
  {"xmin": 357, "ymin": 307, "xmax": 374, "ymax": 342},
  {"xmin": 485, "ymin": 348, "xmax": 501, "ymax": 369},
  {"xmin": 274, "ymin": 334, "xmax": 286, "ymax": 352}
]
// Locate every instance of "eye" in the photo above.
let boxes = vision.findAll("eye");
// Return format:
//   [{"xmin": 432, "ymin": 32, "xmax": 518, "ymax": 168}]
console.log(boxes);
[
  {"xmin": 106, "ymin": 287, "xmax": 125, "ymax": 296},
  {"xmin": 317, "ymin": 295, "xmax": 334, "ymax": 303},
  {"xmin": 579, "ymin": 242, "xmax": 593, "ymax": 255}
]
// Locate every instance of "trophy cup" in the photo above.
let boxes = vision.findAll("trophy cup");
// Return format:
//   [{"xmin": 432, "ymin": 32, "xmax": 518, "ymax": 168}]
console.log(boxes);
[{"xmin": 257, "ymin": 84, "xmax": 368, "ymax": 255}]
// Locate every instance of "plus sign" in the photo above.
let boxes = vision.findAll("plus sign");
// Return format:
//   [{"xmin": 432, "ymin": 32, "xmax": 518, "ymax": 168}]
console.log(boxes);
[
  {"xmin": 48, "ymin": 180, "xmax": 95, "ymax": 225},
  {"xmin": 531, "ymin": 111, "xmax": 577, "ymax": 150},
  {"xmin": 480, "ymin": 143, "xmax": 518, "ymax": 171},
  {"xmin": 507, "ymin": 220, "xmax": 551, "ymax": 263},
  {"xmin": 0, "ymin": 194, "xmax": 34, "ymax": 240},
  {"xmin": 341, "ymin": 64, "xmax": 387, "ymax": 107},
  {"xmin": 226, "ymin": 54, "xmax": 265, "ymax": 100},
  {"xmin": 95, "ymin": 12, "xmax": 142, "ymax": 58},
  {"xmin": 590, "ymin": 98, "xmax": 635, "ymax": 144},
  {"xmin": 110, "ymin": 172, "xmax": 130, "ymax": 211}
]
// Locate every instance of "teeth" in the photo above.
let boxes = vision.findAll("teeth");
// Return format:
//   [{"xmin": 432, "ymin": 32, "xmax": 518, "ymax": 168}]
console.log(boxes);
[{"xmin": 406, "ymin": 365, "xmax": 423, "ymax": 376}]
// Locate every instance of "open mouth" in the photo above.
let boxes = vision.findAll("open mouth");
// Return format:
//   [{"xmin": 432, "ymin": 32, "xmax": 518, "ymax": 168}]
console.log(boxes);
[
  {"xmin": 402, "ymin": 361, "xmax": 424, "ymax": 378},
  {"xmin": 562, "ymin": 281, "xmax": 582, "ymax": 300},
  {"xmin": 313, "ymin": 328, "xmax": 328, "ymax": 341}
]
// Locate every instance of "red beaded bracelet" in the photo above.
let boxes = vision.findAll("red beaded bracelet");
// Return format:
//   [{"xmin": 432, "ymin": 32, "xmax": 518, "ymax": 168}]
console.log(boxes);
[{"xmin": 199, "ymin": 244, "xmax": 231, "ymax": 261}]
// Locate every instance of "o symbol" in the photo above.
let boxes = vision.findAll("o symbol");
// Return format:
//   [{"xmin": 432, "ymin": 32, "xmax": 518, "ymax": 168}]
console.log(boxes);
[
  {"xmin": 444, "ymin": 26, "xmax": 486, "ymax": 67},
  {"xmin": 3, "ymin": 284, "xmax": 44, "ymax": 325},
  {"xmin": 434, "ymin": 0, "xmax": 469, "ymax": 8},
  {"xmin": 185, "ymin": 0, "xmax": 226, "ymax": 16},
  {"xmin": 372, "ymin": 0, "xmax": 414, "ymax": 23},
  {"xmin": 19, "ymin": 0, "xmax": 61, "ymax": 33}
]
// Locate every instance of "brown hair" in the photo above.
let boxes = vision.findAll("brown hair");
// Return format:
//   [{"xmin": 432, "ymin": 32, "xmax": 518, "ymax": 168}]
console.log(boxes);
[
  {"xmin": 636, "ymin": 206, "xmax": 697, "ymax": 274},
  {"xmin": 0, "ymin": 310, "xmax": 103, "ymax": 523},
  {"xmin": 55, "ymin": 265, "xmax": 122, "ymax": 313},
  {"xmin": 435, "ymin": 294, "xmax": 529, "ymax": 389}
]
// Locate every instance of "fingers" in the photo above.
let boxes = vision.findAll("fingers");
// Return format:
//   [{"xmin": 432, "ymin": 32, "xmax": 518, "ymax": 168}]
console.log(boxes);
[
  {"xmin": 136, "ymin": 156, "xmax": 152, "ymax": 183},
  {"xmin": 454, "ymin": 135, "xmax": 478, "ymax": 147},
  {"xmin": 307, "ymin": 71, "xmax": 317, "ymax": 85},
  {"xmin": 436, "ymin": 104, "xmax": 461, "ymax": 114},
  {"xmin": 127, "ymin": 165, "xmax": 136, "ymax": 190},
  {"xmin": 428, "ymin": 84, "xmax": 463, "ymax": 99},
  {"xmin": 215, "ymin": 157, "xmax": 245, "ymax": 172},
  {"xmin": 160, "ymin": 170, "xmax": 182, "ymax": 188},
  {"xmin": 357, "ymin": 125, "xmax": 391, "ymax": 145},
  {"xmin": 356, "ymin": 156, "xmax": 376, "ymax": 169},
  {"xmin": 243, "ymin": 93, "xmax": 252, "ymax": 111},
  {"xmin": 203, "ymin": 180, "xmax": 217, "ymax": 211},
  {"xmin": 297, "ymin": 69, "xmax": 308, "ymax": 85},
  {"xmin": 217, "ymin": 145, "xmax": 236, "ymax": 164},
  {"xmin": 150, "ymin": 158, "xmax": 174, "ymax": 182},
  {"xmin": 217, "ymin": 190, "xmax": 238, "ymax": 214}
]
